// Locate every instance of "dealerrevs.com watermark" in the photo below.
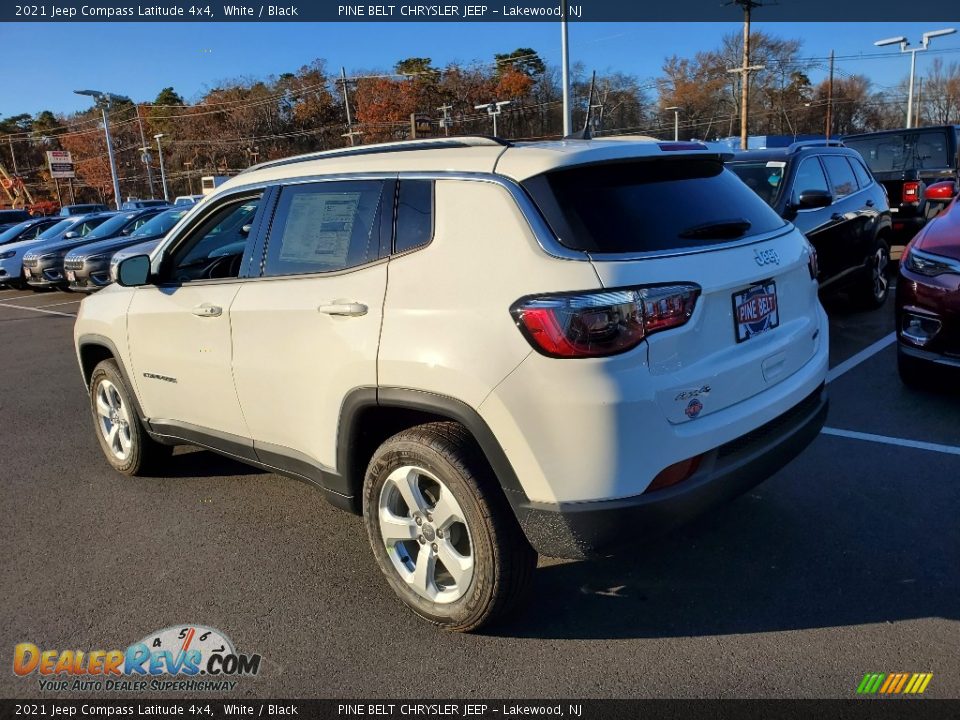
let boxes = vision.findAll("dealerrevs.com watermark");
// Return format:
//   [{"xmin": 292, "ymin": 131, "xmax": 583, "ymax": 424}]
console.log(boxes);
[{"xmin": 13, "ymin": 624, "xmax": 262, "ymax": 693}]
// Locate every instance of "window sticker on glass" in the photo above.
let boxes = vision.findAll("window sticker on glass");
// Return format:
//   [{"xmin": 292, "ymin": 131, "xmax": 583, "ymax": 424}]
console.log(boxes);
[
  {"xmin": 765, "ymin": 161, "xmax": 785, "ymax": 188},
  {"xmin": 279, "ymin": 192, "xmax": 362, "ymax": 266}
]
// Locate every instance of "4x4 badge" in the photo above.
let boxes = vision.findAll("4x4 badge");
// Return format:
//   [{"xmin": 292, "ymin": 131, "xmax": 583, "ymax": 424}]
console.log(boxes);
[{"xmin": 754, "ymin": 248, "xmax": 781, "ymax": 266}]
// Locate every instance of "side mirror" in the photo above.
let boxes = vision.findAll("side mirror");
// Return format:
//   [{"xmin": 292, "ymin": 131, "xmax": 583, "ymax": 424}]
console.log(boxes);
[
  {"xmin": 116, "ymin": 254, "xmax": 151, "ymax": 287},
  {"xmin": 925, "ymin": 180, "xmax": 958, "ymax": 204},
  {"xmin": 796, "ymin": 189, "xmax": 833, "ymax": 210},
  {"xmin": 64, "ymin": 230, "xmax": 79, "ymax": 239},
  {"xmin": 240, "ymin": 224, "xmax": 252, "ymax": 237}
]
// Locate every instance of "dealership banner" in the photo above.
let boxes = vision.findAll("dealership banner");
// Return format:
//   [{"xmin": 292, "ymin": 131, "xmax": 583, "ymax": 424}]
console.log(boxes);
[
  {"xmin": 1, "ymin": 699, "xmax": 959, "ymax": 718},
  {"xmin": 3, "ymin": 0, "xmax": 957, "ymax": 22}
]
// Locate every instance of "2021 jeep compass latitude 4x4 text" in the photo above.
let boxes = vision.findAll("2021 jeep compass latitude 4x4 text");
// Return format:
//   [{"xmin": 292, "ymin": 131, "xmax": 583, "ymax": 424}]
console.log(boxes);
[{"xmin": 74, "ymin": 136, "xmax": 828, "ymax": 631}]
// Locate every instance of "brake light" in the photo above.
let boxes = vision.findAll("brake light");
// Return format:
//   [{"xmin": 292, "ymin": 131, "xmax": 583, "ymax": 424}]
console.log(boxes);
[
  {"xmin": 903, "ymin": 181, "xmax": 920, "ymax": 203},
  {"xmin": 510, "ymin": 284, "xmax": 701, "ymax": 359}
]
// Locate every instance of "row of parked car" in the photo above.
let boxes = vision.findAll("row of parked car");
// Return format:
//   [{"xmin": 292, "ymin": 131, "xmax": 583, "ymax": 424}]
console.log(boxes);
[
  {"xmin": 725, "ymin": 128, "xmax": 960, "ymax": 386},
  {"xmin": 0, "ymin": 198, "xmax": 203, "ymax": 292}
]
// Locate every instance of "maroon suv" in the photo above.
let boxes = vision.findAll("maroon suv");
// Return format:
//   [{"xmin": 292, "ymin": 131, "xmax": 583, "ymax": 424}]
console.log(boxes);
[{"xmin": 897, "ymin": 180, "xmax": 960, "ymax": 385}]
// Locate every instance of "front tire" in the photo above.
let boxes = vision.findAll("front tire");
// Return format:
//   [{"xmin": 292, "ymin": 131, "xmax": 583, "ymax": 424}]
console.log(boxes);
[
  {"xmin": 89, "ymin": 359, "xmax": 172, "ymax": 476},
  {"xmin": 362, "ymin": 422, "xmax": 536, "ymax": 632}
]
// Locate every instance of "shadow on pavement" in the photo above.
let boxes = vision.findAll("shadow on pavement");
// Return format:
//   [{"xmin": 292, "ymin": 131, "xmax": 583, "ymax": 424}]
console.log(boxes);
[{"xmin": 490, "ymin": 446, "xmax": 959, "ymax": 640}]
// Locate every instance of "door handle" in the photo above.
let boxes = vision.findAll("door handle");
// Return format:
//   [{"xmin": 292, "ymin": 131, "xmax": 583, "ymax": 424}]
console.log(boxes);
[
  {"xmin": 318, "ymin": 300, "xmax": 368, "ymax": 317},
  {"xmin": 865, "ymin": 199, "xmax": 875, "ymax": 207},
  {"xmin": 192, "ymin": 303, "xmax": 222, "ymax": 317}
]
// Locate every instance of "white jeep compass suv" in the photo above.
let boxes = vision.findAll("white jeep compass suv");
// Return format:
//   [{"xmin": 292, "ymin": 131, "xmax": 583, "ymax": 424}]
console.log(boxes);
[{"xmin": 74, "ymin": 136, "xmax": 829, "ymax": 631}]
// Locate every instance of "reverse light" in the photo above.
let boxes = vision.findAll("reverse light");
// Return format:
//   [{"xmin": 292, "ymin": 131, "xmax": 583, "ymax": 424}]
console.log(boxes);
[
  {"xmin": 510, "ymin": 284, "xmax": 701, "ymax": 359},
  {"xmin": 902, "ymin": 181, "xmax": 921, "ymax": 203}
]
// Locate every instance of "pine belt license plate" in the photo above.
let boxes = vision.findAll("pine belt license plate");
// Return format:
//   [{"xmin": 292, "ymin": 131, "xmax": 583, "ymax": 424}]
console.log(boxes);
[{"xmin": 733, "ymin": 281, "xmax": 779, "ymax": 342}]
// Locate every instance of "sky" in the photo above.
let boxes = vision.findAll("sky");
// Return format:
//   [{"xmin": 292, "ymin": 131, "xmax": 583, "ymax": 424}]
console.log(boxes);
[{"xmin": 2, "ymin": 21, "xmax": 959, "ymax": 118}]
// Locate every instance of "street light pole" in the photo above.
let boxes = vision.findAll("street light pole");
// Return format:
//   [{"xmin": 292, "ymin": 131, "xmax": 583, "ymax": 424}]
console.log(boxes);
[
  {"xmin": 561, "ymin": 6, "xmax": 572, "ymax": 136},
  {"xmin": 475, "ymin": 101, "xmax": 511, "ymax": 137},
  {"xmin": 664, "ymin": 106, "xmax": 680, "ymax": 141},
  {"xmin": 75, "ymin": 89, "xmax": 128, "ymax": 210},
  {"xmin": 874, "ymin": 28, "xmax": 956, "ymax": 129},
  {"xmin": 154, "ymin": 134, "xmax": 169, "ymax": 202}
]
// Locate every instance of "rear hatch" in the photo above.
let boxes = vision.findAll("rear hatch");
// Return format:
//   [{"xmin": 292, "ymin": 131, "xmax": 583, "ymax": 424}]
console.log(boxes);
[
  {"xmin": 844, "ymin": 129, "xmax": 958, "ymax": 217},
  {"xmin": 521, "ymin": 155, "xmax": 822, "ymax": 423}
]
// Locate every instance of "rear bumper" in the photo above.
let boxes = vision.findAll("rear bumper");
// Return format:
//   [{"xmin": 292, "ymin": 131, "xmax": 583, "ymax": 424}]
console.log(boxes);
[{"xmin": 512, "ymin": 384, "xmax": 828, "ymax": 559}]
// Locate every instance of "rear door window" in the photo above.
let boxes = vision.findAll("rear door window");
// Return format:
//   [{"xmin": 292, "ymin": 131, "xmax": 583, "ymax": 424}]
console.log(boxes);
[
  {"xmin": 822, "ymin": 155, "xmax": 858, "ymax": 198},
  {"xmin": 848, "ymin": 157, "xmax": 873, "ymax": 189},
  {"xmin": 522, "ymin": 158, "xmax": 786, "ymax": 254}
]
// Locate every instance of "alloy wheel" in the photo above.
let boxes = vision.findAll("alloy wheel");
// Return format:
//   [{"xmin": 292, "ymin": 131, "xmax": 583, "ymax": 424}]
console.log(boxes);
[
  {"xmin": 378, "ymin": 465, "xmax": 474, "ymax": 604},
  {"xmin": 95, "ymin": 379, "xmax": 133, "ymax": 461}
]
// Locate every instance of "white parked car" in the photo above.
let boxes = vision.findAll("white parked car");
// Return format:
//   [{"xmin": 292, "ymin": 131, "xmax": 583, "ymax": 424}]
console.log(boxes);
[{"xmin": 74, "ymin": 136, "xmax": 829, "ymax": 631}]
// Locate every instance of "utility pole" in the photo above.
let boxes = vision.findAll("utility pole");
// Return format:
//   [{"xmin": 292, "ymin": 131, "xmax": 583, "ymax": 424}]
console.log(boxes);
[
  {"xmin": 339, "ymin": 67, "xmax": 362, "ymax": 146},
  {"xmin": 664, "ymin": 106, "xmax": 681, "ymax": 141},
  {"xmin": 825, "ymin": 49, "xmax": 834, "ymax": 140},
  {"xmin": 135, "ymin": 104, "xmax": 156, "ymax": 198},
  {"xmin": 728, "ymin": 0, "xmax": 765, "ymax": 150},
  {"xmin": 474, "ymin": 101, "xmax": 511, "ymax": 137},
  {"xmin": 438, "ymin": 104, "xmax": 453, "ymax": 136}
]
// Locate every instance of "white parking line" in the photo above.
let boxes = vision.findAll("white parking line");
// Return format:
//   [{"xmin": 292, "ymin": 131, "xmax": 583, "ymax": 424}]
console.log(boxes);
[
  {"xmin": 822, "ymin": 427, "xmax": 960, "ymax": 457},
  {"xmin": 0, "ymin": 301, "xmax": 76, "ymax": 318},
  {"xmin": 826, "ymin": 332, "xmax": 897, "ymax": 384},
  {"xmin": 36, "ymin": 299, "xmax": 82, "ymax": 308}
]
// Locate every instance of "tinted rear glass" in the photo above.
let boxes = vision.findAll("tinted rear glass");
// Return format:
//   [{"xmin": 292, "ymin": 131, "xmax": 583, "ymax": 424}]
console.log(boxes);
[
  {"xmin": 844, "ymin": 130, "xmax": 952, "ymax": 172},
  {"xmin": 523, "ymin": 158, "xmax": 786, "ymax": 254}
]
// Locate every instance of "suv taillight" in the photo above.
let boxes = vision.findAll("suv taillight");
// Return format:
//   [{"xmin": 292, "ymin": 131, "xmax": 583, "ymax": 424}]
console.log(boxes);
[
  {"xmin": 510, "ymin": 284, "xmax": 701, "ymax": 359},
  {"xmin": 903, "ymin": 181, "xmax": 920, "ymax": 203}
]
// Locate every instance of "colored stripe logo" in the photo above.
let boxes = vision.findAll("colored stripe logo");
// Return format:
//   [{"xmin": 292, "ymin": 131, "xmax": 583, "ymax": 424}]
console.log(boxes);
[{"xmin": 857, "ymin": 673, "xmax": 933, "ymax": 695}]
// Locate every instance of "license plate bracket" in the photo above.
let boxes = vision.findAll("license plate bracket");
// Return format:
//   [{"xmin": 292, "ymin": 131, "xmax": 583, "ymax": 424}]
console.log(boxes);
[{"xmin": 733, "ymin": 281, "xmax": 779, "ymax": 343}]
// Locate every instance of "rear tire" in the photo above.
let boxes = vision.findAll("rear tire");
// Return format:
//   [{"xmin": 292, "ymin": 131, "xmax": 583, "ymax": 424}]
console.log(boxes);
[
  {"xmin": 362, "ymin": 421, "xmax": 536, "ymax": 632},
  {"xmin": 859, "ymin": 238, "xmax": 891, "ymax": 309},
  {"xmin": 89, "ymin": 359, "xmax": 172, "ymax": 476}
]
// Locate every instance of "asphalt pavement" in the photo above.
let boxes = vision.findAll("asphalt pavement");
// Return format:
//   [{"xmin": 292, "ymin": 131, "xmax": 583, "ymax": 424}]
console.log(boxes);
[{"xmin": 0, "ymin": 284, "xmax": 957, "ymax": 699}]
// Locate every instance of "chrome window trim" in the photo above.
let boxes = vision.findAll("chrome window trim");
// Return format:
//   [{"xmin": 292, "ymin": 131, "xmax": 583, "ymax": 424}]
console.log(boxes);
[{"xmin": 197, "ymin": 170, "xmax": 796, "ymax": 265}]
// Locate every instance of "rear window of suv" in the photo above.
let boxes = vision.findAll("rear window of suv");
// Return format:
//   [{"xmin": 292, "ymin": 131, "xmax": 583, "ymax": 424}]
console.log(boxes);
[{"xmin": 522, "ymin": 158, "xmax": 786, "ymax": 254}]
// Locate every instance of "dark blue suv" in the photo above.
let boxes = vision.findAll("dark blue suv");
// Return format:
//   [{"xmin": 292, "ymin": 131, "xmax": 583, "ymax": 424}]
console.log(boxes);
[{"xmin": 728, "ymin": 141, "xmax": 893, "ymax": 309}]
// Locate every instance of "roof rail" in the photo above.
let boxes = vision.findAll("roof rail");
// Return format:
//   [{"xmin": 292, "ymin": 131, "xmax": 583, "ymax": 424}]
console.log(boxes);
[
  {"xmin": 787, "ymin": 139, "xmax": 845, "ymax": 153},
  {"xmin": 243, "ymin": 135, "xmax": 512, "ymax": 174}
]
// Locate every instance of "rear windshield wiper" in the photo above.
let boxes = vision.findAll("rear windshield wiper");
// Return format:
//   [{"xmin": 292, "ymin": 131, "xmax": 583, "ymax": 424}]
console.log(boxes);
[{"xmin": 678, "ymin": 218, "xmax": 752, "ymax": 240}]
